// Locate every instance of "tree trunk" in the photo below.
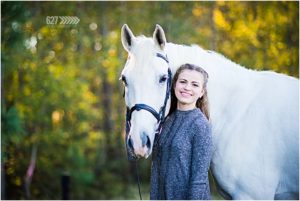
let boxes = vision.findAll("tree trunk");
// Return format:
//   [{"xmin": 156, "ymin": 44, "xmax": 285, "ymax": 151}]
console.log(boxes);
[{"xmin": 24, "ymin": 144, "xmax": 38, "ymax": 199}]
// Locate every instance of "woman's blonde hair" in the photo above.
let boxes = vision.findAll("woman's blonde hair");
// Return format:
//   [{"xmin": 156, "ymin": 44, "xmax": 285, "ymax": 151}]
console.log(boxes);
[{"xmin": 168, "ymin": 63, "xmax": 210, "ymax": 120}]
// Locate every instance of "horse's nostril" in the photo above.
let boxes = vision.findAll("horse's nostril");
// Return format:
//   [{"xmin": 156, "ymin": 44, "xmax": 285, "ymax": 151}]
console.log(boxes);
[
  {"xmin": 141, "ymin": 132, "xmax": 151, "ymax": 149},
  {"xmin": 128, "ymin": 137, "xmax": 134, "ymax": 151},
  {"xmin": 146, "ymin": 135, "xmax": 151, "ymax": 149}
]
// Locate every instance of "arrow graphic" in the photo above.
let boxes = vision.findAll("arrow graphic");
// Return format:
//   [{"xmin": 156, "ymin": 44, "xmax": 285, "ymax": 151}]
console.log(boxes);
[{"xmin": 59, "ymin": 16, "xmax": 80, "ymax": 25}]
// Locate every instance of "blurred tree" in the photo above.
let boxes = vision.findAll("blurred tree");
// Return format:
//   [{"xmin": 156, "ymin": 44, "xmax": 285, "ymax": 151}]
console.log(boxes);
[{"xmin": 211, "ymin": 1, "xmax": 299, "ymax": 76}]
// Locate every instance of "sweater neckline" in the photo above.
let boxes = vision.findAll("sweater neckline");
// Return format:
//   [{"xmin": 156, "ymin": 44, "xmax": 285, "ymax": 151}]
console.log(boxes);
[{"xmin": 174, "ymin": 108, "xmax": 199, "ymax": 117}]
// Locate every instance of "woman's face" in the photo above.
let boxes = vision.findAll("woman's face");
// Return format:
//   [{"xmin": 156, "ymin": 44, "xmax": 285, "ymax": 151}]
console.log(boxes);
[{"xmin": 174, "ymin": 69, "xmax": 205, "ymax": 111}]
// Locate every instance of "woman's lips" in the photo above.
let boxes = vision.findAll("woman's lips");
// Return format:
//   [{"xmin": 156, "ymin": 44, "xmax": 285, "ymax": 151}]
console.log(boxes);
[{"xmin": 180, "ymin": 91, "xmax": 192, "ymax": 97}]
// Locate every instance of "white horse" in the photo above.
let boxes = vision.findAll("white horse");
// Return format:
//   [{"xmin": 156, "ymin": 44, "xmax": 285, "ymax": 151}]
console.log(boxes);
[{"xmin": 120, "ymin": 24, "xmax": 299, "ymax": 200}]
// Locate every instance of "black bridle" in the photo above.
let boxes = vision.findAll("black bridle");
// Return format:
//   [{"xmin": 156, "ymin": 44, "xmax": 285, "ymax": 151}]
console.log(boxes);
[{"xmin": 124, "ymin": 53, "xmax": 172, "ymax": 160}]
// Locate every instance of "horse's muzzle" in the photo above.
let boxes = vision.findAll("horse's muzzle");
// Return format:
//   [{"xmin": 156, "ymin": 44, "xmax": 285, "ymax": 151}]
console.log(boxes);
[{"xmin": 126, "ymin": 132, "xmax": 151, "ymax": 159}]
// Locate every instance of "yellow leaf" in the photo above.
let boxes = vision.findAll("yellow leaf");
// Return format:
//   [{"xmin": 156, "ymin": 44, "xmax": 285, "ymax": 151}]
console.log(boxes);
[{"xmin": 213, "ymin": 9, "xmax": 231, "ymax": 31}]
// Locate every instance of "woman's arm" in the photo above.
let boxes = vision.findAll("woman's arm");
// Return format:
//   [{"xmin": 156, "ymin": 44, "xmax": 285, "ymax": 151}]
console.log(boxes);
[
  {"xmin": 150, "ymin": 146, "xmax": 160, "ymax": 199},
  {"xmin": 188, "ymin": 121, "xmax": 212, "ymax": 200}
]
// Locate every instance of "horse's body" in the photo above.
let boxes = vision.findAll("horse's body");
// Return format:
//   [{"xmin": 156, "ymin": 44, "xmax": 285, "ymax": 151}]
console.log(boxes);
[
  {"xmin": 120, "ymin": 25, "xmax": 299, "ymax": 199},
  {"xmin": 165, "ymin": 43, "xmax": 299, "ymax": 199}
]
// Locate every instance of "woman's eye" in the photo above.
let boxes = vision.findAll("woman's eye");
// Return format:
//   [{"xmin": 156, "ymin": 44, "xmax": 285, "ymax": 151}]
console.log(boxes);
[
  {"xmin": 193, "ymin": 84, "xmax": 199, "ymax": 87},
  {"xmin": 159, "ymin": 75, "xmax": 168, "ymax": 83},
  {"xmin": 179, "ymin": 80, "xmax": 186, "ymax": 84}
]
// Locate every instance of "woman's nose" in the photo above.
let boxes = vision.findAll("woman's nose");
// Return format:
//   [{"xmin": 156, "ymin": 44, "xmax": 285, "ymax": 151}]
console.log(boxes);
[{"xmin": 184, "ymin": 83, "xmax": 192, "ymax": 90}]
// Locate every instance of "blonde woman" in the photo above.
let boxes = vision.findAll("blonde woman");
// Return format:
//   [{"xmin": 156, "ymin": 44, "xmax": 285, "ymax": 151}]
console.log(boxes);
[{"xmin": 151, "ymin": 63, "xmax": 212, "ymax": 200}]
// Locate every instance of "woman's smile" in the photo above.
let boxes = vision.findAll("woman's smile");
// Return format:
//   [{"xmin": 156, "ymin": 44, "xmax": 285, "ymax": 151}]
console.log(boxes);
[{"xmin": 179, "ymin": 91, "xmax": 193, "ymax": 98}]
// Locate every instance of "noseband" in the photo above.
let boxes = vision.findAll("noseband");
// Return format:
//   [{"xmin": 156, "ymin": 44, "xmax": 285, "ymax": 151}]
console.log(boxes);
[{"xmin": 125, "ymin": 53, "xmax": 172, "ymax": 160}]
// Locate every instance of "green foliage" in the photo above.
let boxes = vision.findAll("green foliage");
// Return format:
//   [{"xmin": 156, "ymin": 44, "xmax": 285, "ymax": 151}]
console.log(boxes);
[{"xmin": 1, "ymin": 1, "xmax": 298, "ymax": 199}]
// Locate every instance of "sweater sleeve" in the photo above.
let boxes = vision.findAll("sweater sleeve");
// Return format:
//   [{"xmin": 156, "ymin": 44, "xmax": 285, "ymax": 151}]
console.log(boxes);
[
  {"xmin": 188, "ymin": 120, "xmax": 212, "ymax": 200},
  {"xmin": 150, "ymin": 142, "xmax": 160, "ymax": 200}
]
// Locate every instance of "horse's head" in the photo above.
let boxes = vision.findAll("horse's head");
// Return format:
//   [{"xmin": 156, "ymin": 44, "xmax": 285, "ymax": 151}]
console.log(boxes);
[{"xmin": 120, "ymin": 24, "xmax": 171, "ymax": 159}]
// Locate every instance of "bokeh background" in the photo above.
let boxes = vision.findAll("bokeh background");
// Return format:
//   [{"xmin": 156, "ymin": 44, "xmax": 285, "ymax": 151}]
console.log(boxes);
[{"xmin": 1, "ymin": 1, "xmax": 299, "ymax": 199}]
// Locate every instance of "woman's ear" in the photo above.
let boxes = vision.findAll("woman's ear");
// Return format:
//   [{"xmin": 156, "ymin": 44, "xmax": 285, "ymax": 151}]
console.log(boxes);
[{"xmin": 199, "ymin": 88, "xmax": 205, "ymax": 99}]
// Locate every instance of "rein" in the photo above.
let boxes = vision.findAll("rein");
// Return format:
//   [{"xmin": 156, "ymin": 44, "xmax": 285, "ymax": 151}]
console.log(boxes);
[{"xmin": 123, "ymin": 53, "xmax": 172, "ymax": 200}]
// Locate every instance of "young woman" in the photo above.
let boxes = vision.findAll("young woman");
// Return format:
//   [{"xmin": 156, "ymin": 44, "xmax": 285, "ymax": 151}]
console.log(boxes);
[{"xmin": 150, "ymin": 63, "xmax": 212, "ymax": 200}]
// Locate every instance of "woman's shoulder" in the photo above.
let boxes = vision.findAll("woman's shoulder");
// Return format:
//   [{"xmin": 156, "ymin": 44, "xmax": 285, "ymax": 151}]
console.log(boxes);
[
  {"xmin": 164, "ymin": 111, "xmax": 176, "ymax": 122},
  {"xmin": 162, "ymin": 111, "xmax": 176, "ymax": 127},
  {"xmin": 192, "ymin": 109, "xmax": 211, "ymax": 135},
  {"xmin": 192, "ymin": 109, "xmax": 209, "ymax": 123}
]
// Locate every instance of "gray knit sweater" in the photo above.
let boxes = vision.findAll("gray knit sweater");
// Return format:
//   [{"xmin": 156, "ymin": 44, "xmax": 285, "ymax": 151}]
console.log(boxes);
[{"xmin": 150, "ymin": 108, "xmax": 212, "ymax": 200}]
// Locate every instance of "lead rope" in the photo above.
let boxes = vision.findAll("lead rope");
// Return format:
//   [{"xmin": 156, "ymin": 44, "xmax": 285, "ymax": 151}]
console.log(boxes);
[{"xmin": 134, "ymin": 161, "xmax": 142, "ymax": 200}]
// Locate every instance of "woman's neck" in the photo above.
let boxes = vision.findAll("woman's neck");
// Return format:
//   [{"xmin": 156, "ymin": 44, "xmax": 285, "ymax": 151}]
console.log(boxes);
[{"xmin": 177, "ymin": 103, "xmax": 196, "ymax": 111}]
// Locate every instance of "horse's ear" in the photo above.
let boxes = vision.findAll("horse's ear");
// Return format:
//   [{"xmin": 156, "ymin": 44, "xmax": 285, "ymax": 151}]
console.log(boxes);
[
  {"xmin": 153, "ymin": 24, "xmax": 166, "ymax": 50},
  {"xmin": 121, "ymin": 24, "xmax": 135, "ymax": 52}
]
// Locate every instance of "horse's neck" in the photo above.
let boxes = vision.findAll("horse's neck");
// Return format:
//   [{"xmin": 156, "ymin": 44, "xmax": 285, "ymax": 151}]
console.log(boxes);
[
  {"xmin": 165, "ymin": 42, "xmax": 250, "ymax": 78},
  {"xmin": 165, "ymin": 42, "xmax": 253, "ymax": 91},
  {"xmin": 165, "ymin": 42, "xmax": 257, "ymax": 131}
]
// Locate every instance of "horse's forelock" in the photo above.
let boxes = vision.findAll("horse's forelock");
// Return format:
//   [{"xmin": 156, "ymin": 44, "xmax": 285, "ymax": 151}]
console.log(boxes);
[{"xmin": 132, "ymin": 36, "xmax": 159, "ymax": 53}]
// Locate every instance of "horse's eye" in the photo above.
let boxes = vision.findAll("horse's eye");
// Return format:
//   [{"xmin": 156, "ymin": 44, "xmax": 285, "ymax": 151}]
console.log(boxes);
[
  {"xmin": 159, "ymin": 75, "xmax": 168, "ymax": 83},
  {"xmin": 120, "ymin": 75, "xmax": 128, "ymax": 86}
]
